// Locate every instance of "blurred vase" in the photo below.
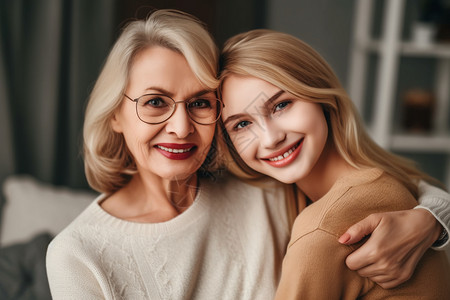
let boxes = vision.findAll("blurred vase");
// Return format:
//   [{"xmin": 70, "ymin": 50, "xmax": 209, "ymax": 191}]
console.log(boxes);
[
  {"xmin": 402, "ymin": 89, "xmax": 435, "ymax": 133},
  {"xmin": 411, "ymin": 22, "xmax": 437, "ymax": 47}
]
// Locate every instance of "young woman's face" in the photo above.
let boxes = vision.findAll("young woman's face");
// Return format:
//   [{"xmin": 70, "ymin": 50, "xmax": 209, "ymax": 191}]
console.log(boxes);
[
  {"xmin": 111, "ymin": 46, "xmax": 216, "ymax": 181},
  {"xmin": 221, "ymin": 75, "xmax": 328, "ymax": 184}
]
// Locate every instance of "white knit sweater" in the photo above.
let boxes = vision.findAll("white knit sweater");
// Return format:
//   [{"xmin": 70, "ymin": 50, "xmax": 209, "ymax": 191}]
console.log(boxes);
[
  {"xmin": 417, "ymin": 181, "xmax": 450, "ymax": 249},
  {"xmin": 46, "ymin": 174, "xmax": 291, "ymax": 300}
]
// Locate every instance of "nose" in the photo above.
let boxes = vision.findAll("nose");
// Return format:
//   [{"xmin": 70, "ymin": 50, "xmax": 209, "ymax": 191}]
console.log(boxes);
[
  {"xmin": 165, "ymin": 102, "xmax": 194, "ymax": 138},
  {"xmin": 258, "ymin": 120, "xmax": 286, "ymax": 149}
]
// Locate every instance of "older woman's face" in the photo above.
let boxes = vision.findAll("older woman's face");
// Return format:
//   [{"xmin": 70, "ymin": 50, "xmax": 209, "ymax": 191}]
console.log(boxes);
[{"xmin": 111, "ymin": 46, "xmax": 216, "ymax": 181}]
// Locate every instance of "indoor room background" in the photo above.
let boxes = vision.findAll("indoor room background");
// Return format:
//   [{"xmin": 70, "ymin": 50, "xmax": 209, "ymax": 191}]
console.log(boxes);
[
  {"xmin": 1, "ymin": 0, "xmax": 450, "ymax": 298},
  {"xmin": 0, "ymin": 0, "xmax": 449, "ymax": 267},
  {"xmin": 2, "ymin": 0, "xmax": 450, "ymax": 193}
]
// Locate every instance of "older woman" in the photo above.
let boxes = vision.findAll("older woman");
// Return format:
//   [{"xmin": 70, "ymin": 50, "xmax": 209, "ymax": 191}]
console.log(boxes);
[
  {"xmin": 46, "ymin": 10, "xmax": 291, "ymax": 299},
  {"xmin": 46, "ymin": 9, "xmax": 449, "ymax": 300}
]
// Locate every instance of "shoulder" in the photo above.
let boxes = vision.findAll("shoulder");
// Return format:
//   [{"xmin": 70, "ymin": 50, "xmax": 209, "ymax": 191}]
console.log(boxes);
[
  {"xmin": 328, "ymin": 169, "xmax": 416, "ymax": 230},
  {"xmin": 341, "ymin": 169, "xmax": 416, "ymax": 210},
  {"xmin": 47, "ymin": 195, "xmax": 107, "ymax": 255},
  {"xmin": 292, "ymin": 168, "xmax": 417, "ymax": 238},
  {"xmin": 278, "ymin": 228, "xmax": 369, "ymax": 299}
]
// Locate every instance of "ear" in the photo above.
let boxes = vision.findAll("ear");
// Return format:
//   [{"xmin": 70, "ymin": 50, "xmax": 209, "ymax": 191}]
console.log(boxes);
[{"xmin": 110, "ymin": 110, "xmax": 123, "ymax": 133}]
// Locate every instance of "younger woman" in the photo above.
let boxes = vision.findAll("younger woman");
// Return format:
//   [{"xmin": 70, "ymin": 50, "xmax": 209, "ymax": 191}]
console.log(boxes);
[{"xmin": 219, "ymin": 29, "xmax": 450, "ymax": 299}]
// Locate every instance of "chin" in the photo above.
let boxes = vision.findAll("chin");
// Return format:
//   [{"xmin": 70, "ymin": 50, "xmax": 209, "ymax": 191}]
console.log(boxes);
[
  {"xmin": 262, "ymin": 170, "xmax": 303, "ymax": 185},
  {"xmin": 158, "ymin": 168, "xmax": 200, "ymax": 181},
  {"xmin": 273, "ymin": 176, "xmax": 298, "ymax": 184}
]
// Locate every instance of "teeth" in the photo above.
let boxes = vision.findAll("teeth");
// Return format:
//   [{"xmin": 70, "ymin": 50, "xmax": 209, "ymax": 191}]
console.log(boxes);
[
  {"xmin": 157, "ymin": 145, "xmax": 193, "ymax": 153},
  {"xmin": 268, "ymin": 144, "xmax": 297, "ymax": 162}
]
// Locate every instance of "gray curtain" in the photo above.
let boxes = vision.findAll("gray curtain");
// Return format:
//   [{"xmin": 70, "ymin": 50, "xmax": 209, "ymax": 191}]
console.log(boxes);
[{"xmin": 0, "ymin": 0, "xmax": 116, "ymax": 189}]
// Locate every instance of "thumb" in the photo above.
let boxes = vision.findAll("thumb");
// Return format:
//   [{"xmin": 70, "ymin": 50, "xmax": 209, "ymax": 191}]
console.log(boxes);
[{"xmin": 339, "ymin": 214, "xmax": 381, "ymax": 244}]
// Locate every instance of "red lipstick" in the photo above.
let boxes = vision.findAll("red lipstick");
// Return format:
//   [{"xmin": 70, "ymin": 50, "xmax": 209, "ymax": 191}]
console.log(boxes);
[{"xmin": 155, "ymin": 143, "xmax": 197, "ymax": 160}]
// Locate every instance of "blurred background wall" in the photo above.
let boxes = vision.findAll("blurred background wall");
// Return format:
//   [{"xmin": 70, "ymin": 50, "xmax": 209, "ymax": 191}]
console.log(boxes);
[{"xmin": 1, "ymin": 0, "xmax": 449, "ymax": 192}]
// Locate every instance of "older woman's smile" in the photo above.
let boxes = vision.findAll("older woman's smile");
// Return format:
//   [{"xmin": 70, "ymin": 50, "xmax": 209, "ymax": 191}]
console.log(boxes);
[{"xmin": 155, "ymin": 143, "xmax": 197, "ymax": 160}]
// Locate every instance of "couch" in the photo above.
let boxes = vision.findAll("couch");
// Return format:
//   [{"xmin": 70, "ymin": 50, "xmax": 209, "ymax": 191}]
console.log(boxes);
[{"xmin": 0, "ymin": 175, "xmax": 96, "ymax": 300}]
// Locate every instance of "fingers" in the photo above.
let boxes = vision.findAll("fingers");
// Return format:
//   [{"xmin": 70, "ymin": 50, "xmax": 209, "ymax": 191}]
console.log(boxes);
[
  {"xmin": 370, "ymin": 277, "xmax": 408, "ymax": 289},
  {"xmin": 345, "ymin": 239, "xmax": 378, "ymax": 271},
  {"xmin": 340, "ymin": 209, "xmax": 438, "ymax": 289},
  {"xmin": 339, "ymin": 214, "xmax": 382, "ymax": 245},
  {"xmin": 356, "ymin": 258, "xmax": 415, "ymax": 289},
  {"xmin": 348, "ymin": 241, "xmax": 424, "ymax": 288}
]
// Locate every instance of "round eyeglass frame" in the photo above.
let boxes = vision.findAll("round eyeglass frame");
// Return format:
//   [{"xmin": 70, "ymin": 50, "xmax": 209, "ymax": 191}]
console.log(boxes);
[{"xmin": 124, "ymin": 93, "xmax": 224, "ymax": 125}]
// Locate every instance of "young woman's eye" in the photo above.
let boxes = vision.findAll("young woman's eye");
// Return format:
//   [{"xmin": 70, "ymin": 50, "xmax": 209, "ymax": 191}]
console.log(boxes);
[
  {"xmin": 234, "ymin": 120, "xmax": 252, "ymax": 130},
  {"xmin": 274, "ymin": 100, "xmax": 291, "ymax": 112}
]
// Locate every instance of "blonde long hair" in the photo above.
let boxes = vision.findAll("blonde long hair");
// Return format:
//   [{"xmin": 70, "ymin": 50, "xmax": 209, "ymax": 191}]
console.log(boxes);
[
  {"xmin": 83, "ymin": 9, "xmax": 219, "ymax": 194},
  {"xmin": 217, "ymin": 29, "xmax": 439, "ymax": 199}
]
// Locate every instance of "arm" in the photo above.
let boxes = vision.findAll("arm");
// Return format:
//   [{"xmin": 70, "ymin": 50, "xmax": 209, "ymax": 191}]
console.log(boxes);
[
  {"xmin": 46, "ymin": 240, "xmax": 106, "ymax": 299},
  {"xmin": 275, "ymin": 230, "xmax": 366, "ymax": 300},
  {"xmin": 415, "ymin": 180, "xmax": 449, "ymax": 249},
  {"xmin": 339, "ymin": 181, "xmax": 450, "ymax": 288}
]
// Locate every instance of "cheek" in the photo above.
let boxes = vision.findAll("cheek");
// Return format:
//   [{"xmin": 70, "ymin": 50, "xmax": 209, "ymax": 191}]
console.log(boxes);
[
  {"xmin": 291, "ymin": 104, "xmax": 328, "ymax": 139},
  {"xmin": 202, "ymin": 125, "xmax": 216, "ymax": 143},
  {"xmin": 196, "ymin": 125, "xmax": 216, "ymax": 152},
  {"xmin": 121, "ymin": 121, "xmax": 163, "ymax": 149},
  {"xmin": 122, "ymin": 129, "xmax": 153, "ymax": 157},
  {"xmin": 311, "ymin": 107, "xmax": 329, "ymax": 139},
  {"xmin": 228, "ymin": 131, "xmax": 259, "ymax": 160},
  {"xmin": 318, "ymin": 118, "xmax": 329, "ymax": 142},
  {"xmin": 306, "ymin": 114, "xmax": 329, "ymax": 151}
]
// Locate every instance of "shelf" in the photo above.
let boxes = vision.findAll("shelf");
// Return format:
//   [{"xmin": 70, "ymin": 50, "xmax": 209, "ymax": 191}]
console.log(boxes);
[
  {"xmin": 357, "ymin": 39, "xmax": 450, "ymax": 58},
  {"xmin": 401, "ymin": 42, "xmax": 450, "ymax": 58},
  {"xmin": 349, "ymin": 0, "xmax": 450, "ymax": 188},
  {"xmin": 390, "ymin": 134, "xmax": 450, "ymax": 153}
]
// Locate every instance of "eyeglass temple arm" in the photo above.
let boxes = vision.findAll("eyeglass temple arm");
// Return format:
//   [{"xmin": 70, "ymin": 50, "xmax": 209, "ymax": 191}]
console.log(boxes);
[{"xmin": 123, "ymin": 94, "xmax": 135, "ymax": 102}]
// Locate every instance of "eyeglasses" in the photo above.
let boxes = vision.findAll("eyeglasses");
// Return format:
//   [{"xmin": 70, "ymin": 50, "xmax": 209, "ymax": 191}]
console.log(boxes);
[{"xmin": 124, "ymin": 93, "xmax": 223, "ymax": 125}]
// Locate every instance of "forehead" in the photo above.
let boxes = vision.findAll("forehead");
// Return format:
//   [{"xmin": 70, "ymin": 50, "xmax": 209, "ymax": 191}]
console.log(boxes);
[
  {"xmin": 221, "ymin": 75, "xmax": 281, "ymax": 117},
  {"xmin": 127, "ymin": 46, "xmax": 204, "ymax": 97}
]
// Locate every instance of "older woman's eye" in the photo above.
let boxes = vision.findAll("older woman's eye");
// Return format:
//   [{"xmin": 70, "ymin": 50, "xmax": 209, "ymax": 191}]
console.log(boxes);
[
  {"xmin": 147, "ymin": 98, "xmax": 166, "ymax": 107},
  {"xmin": 140, "ymin": 95, "xmax": 170, "ymax": 108}
]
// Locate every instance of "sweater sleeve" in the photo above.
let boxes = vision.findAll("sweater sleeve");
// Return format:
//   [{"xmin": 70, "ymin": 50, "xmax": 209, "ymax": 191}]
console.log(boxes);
[
  {"xmin": 415, "ymin": 180, "xmax": 450, "ymax": 249},
  {"xmin": 46, "ymin": 238, "xmax": 109, "ymax": 300},
  {"xmin": 274, "ymin": 229, "xmax": 369, "ymax": 300}
]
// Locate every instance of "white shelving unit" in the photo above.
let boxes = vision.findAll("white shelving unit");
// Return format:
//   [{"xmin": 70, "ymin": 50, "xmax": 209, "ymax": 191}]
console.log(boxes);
[{"xmin": 348, "ymin": 0, "xmax": 450, "ymax": 187}]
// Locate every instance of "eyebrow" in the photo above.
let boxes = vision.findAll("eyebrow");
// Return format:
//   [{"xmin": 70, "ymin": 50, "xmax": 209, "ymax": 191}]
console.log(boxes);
[
  {"xmin": 223, "ymin": 90, "xmax": 285, "ymax": 127},
  {"xmin": 265, "ymin": 90, "xmax": 285, "ymax": 107},
  {"xmin": 143, "ymin": 86, "xmax": 212, "ymax": 99}
]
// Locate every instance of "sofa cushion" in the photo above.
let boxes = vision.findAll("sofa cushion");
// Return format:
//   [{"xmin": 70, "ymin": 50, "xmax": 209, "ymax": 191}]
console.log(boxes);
[{"xmin": 1, "ymin": 175, "xmax": 96, "ymax": 246}]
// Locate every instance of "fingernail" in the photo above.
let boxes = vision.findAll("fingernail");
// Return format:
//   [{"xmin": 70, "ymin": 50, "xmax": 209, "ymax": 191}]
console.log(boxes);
[{"xmin": 339, "ymin": 232, "xmax": 350, "ymax": 244}]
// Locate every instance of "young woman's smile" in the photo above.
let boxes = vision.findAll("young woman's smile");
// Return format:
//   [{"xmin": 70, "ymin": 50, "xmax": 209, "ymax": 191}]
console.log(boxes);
[
  {"xmin": 221, "ymin": 75, "xmax": 328, "ymax": 184},
  {"xmin": 260, "ymin": 139, "xmax": 303, "ymax": 167}
]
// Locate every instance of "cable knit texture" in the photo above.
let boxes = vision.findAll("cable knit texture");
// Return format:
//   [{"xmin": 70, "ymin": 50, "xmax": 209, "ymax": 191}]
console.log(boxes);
[
  {"xmin": 416, "ymin": 180, "xmax": 450, "ymax": 249},
  {"xmin": 275, "ymin": 168, "xmax": 450, "ymax": 300},
  {"xmin": 46, "ymin": 174, "xmax": 290, "ymax": 300}
]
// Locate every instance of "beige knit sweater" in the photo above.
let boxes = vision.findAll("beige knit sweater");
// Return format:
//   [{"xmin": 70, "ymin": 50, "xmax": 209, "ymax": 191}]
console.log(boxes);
[{"xmin": 275, "ymin": 168, "xmax": 450, "ymax": 299}]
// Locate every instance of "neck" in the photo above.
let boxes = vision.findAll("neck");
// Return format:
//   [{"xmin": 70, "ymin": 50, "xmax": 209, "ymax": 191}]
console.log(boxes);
[
  {"xmin": 133, "ymin": 170, "xmax": 198, "ymax": 212},
  {"xmin": 104, "ymin": 170, "xmax": 199, "ymax": 223},
  {"xmin": 295, "ymin": 143, "xmax": 355, "ymax": 202}
]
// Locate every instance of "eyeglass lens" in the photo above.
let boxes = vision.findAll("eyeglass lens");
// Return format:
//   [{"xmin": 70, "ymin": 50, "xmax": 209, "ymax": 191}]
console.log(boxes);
[{"xmin": 135, "ymin": 94, "xmax": 221, "ymax": 124}]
